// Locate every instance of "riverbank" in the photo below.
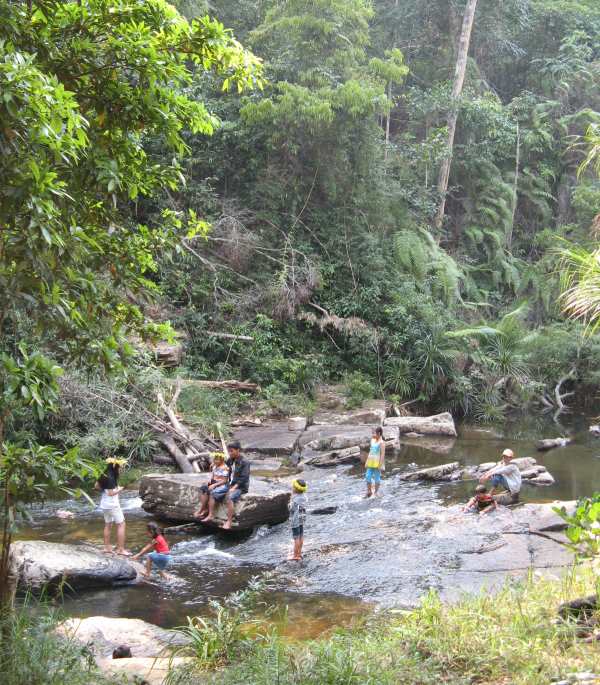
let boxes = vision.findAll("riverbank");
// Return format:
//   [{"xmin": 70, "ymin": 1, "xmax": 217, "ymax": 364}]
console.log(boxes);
[{"xmin": 166, "ymin": 566, "xmax": 600, "ymax": 685}]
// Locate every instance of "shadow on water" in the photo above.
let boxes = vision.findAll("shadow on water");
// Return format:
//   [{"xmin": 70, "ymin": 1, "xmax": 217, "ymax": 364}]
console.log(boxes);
[{"xmin": 18, "ymin": 412, "xmax": 600, "ymax": 632}]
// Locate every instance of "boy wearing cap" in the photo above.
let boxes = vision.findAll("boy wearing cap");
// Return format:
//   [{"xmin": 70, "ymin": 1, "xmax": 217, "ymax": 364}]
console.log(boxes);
[
  {"xmin": 480, "ymin": 448, "xmax": 522, "ymax": 502},
  {"xmin": 289, "ymin": 479, "xmax": 307, "ymax": 561}
]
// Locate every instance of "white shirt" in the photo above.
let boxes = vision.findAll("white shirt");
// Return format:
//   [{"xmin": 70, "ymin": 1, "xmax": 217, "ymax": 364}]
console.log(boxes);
[
  {"xmin": 489, "ymin": 462, "xmax": 522, "ymax": 494},
  {"xmin": 100, "ymin": 489, "xmax": 120, "ymax": 509}
]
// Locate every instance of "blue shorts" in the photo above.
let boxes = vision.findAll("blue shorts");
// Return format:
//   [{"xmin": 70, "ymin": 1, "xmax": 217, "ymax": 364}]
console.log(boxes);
[
  {"xmin": 210, "ymin": 484, "xmax": 229, "ymax": 501},
  {"xmin": 365, "ymin": 467, "xmax": 381, "ymax": 484},
  {"xmin": 490, "ymin": 474, "xmax": 509, "ymax": 490},
  {"xmin": 292, "ymin": 525, "xmax": 304, "ymax": 539},
  {"xmin": 228, "ymin": 488, "xmax": 243, "ymax": 502},
  {"xmin": 148, "ymin": 552, "xmax": 172, "ymax": 570}
]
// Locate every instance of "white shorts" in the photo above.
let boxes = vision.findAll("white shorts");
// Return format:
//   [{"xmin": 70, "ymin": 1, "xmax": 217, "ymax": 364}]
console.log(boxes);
[{"xmin": 102, "ymin": 507, "xmax": 124, "ymax": 524}]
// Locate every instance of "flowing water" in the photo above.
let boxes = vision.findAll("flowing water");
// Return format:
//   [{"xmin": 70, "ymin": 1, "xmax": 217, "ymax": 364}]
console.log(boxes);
[{"xmin": 18, "ymin": 413, "xmax": 600, "ymax": 635}]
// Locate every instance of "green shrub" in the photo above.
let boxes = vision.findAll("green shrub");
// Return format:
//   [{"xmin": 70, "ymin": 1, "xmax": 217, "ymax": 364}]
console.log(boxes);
[
  {"xmin": 0, "ymin": 601, "xmax": 111, "ymax": 685},
  {"xmin": 343, "ymin": 371, "xmax": 375, "ymax": 409}
]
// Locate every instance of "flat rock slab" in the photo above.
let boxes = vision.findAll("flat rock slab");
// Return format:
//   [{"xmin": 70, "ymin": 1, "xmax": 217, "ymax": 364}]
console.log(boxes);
[
  {"xmin": 385, "ymin": 412, "xmax": 457, "ymax": 437},
  {"xmin": 312, "ymin": 400, "xmax": 387, "ymax": 426},
  {"xmin": 11, "ymin": 541, "xmax": 137, "ymax": 593},
  {"xmin": 139, "ymin": 473, "xmax": 290, "ymax": 530},
  {"xmin": 401, "ymin": 436, "xmax": 456, "ymax": 455},
  {"xmin": 57, "ymin": 616, "xmax": 186, "ymax": 658},
  {"xmin": 232, "ymin": 423, "xmax": 302, "ymax": 455},
  {"xmin": 300, "ymin": 424, "xmax": 399, "ymax": 451}
]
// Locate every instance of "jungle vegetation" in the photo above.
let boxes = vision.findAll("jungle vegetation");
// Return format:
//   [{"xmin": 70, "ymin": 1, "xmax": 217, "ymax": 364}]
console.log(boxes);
[{"xmin": 2, "ymin": 0, "xmax": 600, "ymax": 581}]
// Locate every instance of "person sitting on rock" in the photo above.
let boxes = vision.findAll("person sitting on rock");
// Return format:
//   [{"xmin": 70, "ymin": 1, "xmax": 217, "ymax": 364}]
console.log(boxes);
[
  {"xmin": 479, "ymin": 448, "xmax": 522, "ymax": 503},
  {"xmin": 463, "ymin": 484, "xmax": 497, "ymax": 515},
  {"xmin": 201, "ymin": 441, "xmax": 250, "ymax": 530},
  {"xmin": 194, "ymin": 452, "xmax": 230, "ymax": 520},
  {"xmin": 223, "ymin": 440, "xmax": 250, "ymax": 530}
]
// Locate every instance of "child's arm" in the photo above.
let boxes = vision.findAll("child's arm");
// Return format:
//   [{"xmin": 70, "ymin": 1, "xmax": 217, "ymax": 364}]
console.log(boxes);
[
  {"xmin": 463, "ymin": 497, "xmax": 476, "ymax": 512},
  {"xmin": 380, "ymin": 441, "xmax": 386, "ymax": 471},
  {"xmin": 106, "ymin": 486, "xmax": 123, "ymax": 496},
  {"xmin": 132, "ymin": 542, "xmax": 153, "ymax": 560}
]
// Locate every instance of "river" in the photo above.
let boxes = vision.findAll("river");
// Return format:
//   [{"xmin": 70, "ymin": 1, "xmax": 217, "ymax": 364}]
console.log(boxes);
[{"xmin": 19, "ymin": 413, "xmax": 600, "ymax": 636}]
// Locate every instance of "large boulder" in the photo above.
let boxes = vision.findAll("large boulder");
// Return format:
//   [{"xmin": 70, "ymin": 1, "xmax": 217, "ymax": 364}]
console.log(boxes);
[
  {"xmin": 11, "ymin": 541, "xmax": 137, "ymax": 593},
  {"xmin": 384, "ymin": 412, "xmax": 457, "ymax": 437},
  {"xmin": 300, "ymin": 424, "xmax": 399, "ymax": 452},
  {"xmin": 56, "ymin": 616, "xmax": 186, "ymax": 658},
  {"xmin": 57, "ymin": 616, "xmax": 190, "ymax": 685},
  {"xmin": 466, "ymin": 457, "xmax": 555, "ymax": 486},
  {"xmin": 139, "ymin": 473, "xmax": 290, "ymax": 530},
  {"xmin": 312, "ymin": 400, "xmax": 387, "ymax": 426}
]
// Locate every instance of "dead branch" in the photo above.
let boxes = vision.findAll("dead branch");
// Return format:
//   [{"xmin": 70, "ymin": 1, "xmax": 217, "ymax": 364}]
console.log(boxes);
[
  {"xmin": 554, "ymin": 367, "xmax": 576, "ymax": 414},
  {"xmin": 206, "ymin": 332, "xmax": 254, "ymax": 342},
  {"xmin": 178, "ymin": 379, "xmax": 260, "ymax": 393}
]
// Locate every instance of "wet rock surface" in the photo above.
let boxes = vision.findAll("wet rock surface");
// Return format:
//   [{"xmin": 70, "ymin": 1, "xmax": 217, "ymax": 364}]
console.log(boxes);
[
  {"xmin": 232, "ymin": 422, "xmax": 303, "ymax": 455},
  {"xmin": 385, "ymin": 412, "xmax": 457, "ymax": 436},
  {"xmin": 11, "ymin": 541, "xmax": 138, "ymax": 592},
  {"xmin": 139, "ymin": 473, "xmax": 291, "ymax": 530},
  {"xmin": 57, "ymin": 616, "xmax": 185, "ymax": 657}
]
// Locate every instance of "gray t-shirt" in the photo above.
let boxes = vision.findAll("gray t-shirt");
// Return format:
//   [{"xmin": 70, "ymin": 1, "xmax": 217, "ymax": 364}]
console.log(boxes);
[
  {"xmin": 290, "ymin": 493, "xmax": 307, "ymax": 528},
  {"xmin": 490, "ymin": 462, "xmax": 522, "ymax": 494}
]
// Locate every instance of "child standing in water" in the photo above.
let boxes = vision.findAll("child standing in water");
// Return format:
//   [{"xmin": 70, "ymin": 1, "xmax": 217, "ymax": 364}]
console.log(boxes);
[
  {"xmin": 365, "ymin": 426, "xmax": 385, "ymax": 498},
  {"xmin": 96, "ymin": 457, "xmax": 130, "ymax": 555},
  {"xmin": 132, "ymin": 522, "xmax": 173, "ymax": 579},
  {"xmin": 288, "ymin": 479, "xmax": 307, "ymax": 561}
]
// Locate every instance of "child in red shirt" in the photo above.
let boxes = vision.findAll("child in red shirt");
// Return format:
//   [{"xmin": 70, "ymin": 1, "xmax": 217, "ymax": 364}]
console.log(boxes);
[
  {"xmin": 132, "ymin": 522, "xmax": 173, "ymax": 579},
  {"xmin": 463, "ymin": 484, "xmax": 497, "ymax": 516}
]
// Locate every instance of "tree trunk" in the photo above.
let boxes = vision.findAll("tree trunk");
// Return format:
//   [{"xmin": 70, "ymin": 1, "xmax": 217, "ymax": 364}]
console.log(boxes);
[
  {"xmin": 434, "ymin": 0, "xmax": 479, "ymax": 233},
  {"xmin": 507, "ymin": 121, "xmax": 520, "ymax": 250}
]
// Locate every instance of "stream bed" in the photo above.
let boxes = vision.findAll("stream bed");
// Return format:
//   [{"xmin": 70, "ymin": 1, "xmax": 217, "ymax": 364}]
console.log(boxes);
[{"xmin": 19, "ymin": 413, "xmax": 600, "ymax": 636}]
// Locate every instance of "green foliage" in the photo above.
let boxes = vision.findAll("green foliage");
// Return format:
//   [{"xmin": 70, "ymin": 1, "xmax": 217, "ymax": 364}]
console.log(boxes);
[
  {"xmin": 201, "ymin": 569, "xmax": 599, "ymax": 685},
  {"xmin": 555, "ymin": 494, "xmax": 600, "ymax": 558},
  {"xmin": 168, "ymin": 576, "xmax": 272, "ymax": 675},
  {"xmin": 343, "ymin": 371, "xmax": 375, "ymax": 409},
  {"xmin": 0, "ymin": 601, "xmax": 110, "ymax": 685}
]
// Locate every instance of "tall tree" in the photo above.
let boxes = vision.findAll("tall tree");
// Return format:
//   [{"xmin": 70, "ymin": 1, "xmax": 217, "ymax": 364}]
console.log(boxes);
[
  {"xmin": 0, "ymin": 0, "xmax": 260, "ymax": 612},
  {"xmin": 434, "ymin": 0, "xmax": 479, "ymax": 232}
]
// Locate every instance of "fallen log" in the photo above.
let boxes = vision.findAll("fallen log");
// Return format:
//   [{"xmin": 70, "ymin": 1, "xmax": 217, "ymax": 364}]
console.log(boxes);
[
  {"xmin": 536, "ymin": 437, "xmax": 572, "ymax": 451},
  {"xmin": 206, "ymin": 331, "xmax": 254, "ymax": 342},
  {"xmin": 155, "ymin": 434, "xmax": 194, "ymax": 474},
  {"xmin": 182, "ymin": 379, "xmax": 260, "ymax": 393}
]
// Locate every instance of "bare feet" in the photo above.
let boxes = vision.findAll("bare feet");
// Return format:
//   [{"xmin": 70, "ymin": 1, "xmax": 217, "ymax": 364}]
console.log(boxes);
[
  {"xmin": 194, "ymin": 510, "xmax": 207, "ymax": 519},
  {"xmin": 201, "ymin": 516, "xmax": 214, "ymax": 523},
  {"xmin": 142, "ymin": 572, "xmax": 150, "ymax": 578},
  {"xmin": 116, "ymin": 549, "xmax": 132, "ymax": 557},
  {"xmin": 222, "ymin": 521, "xmax": 232, "ymax": 530}
]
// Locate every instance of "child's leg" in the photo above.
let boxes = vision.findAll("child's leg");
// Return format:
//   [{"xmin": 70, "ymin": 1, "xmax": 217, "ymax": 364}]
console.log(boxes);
[
  {"xmin": 297, "ymin": 535, "xmax": 304, "ymax": 558},
  {"xmin": 115, "ymin": 521, "xmax": 126, "ymax": 554},
  {"xmin": 373, "ymin": 469, "xmax": 381, "ymax": 495},
  {"xmin": 103, "ymin": 522, "xmax": 112, "ymax": 552},
  {"xmin": 365, "ymin": 468, "xmax": 373, "ymax": 497},
  {"xmin": 144, "ymin": 556, "xmax": 152, "ymax": 578}
]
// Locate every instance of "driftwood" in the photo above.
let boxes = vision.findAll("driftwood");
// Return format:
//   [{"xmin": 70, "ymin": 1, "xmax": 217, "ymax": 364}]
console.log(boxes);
[
  {"xmin": 206, "ymin": 331, "xmax": 254, "ymax": 342},
  {"xmin": 156, "ymin": 380, "xmax": 213, "ymax": 473},
  {"xmin": 184, "ymin": 379, "xmax": 259, "ymax": 393}
]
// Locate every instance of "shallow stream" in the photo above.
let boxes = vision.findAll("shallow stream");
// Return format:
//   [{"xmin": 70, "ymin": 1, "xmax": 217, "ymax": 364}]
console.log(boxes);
[{"xmin": 19, "ymin": 413, "xmax": 600, "ymax": 636}]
